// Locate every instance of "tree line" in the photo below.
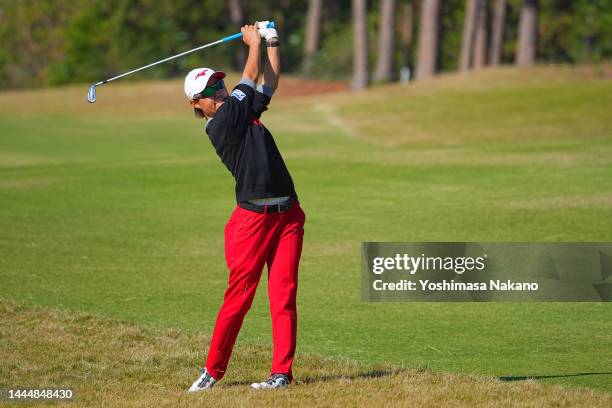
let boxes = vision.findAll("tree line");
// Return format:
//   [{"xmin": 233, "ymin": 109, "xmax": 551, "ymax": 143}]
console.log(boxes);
[
  {"xmin": 0, "ymin": 0, "xmax": 610, "ymax": 90},
  {"xmin": 349, "ymin": 0, "xmax": 610, "ymax": 88}
]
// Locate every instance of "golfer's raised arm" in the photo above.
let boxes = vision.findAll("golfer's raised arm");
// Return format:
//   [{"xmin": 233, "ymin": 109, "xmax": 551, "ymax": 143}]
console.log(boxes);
[
  {"xmin": 262, "ymin": 44, "xmax": 280, "ymax": 92},
  {"xmin": 255, "ymin": 21, "xmax": 280, "ymax": 95},
  {"xmin": 241, "ymin": 25, "xmax": 261, "ymax": 84}
]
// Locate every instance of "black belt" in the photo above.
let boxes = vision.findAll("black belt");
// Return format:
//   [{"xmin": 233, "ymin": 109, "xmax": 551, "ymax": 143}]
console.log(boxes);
[{"xmin": 239, "ymin": 198, "xmax": 293, "ymax": 214}]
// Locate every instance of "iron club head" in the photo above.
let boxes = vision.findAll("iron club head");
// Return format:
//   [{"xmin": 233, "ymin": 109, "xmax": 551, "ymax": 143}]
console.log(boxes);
[{"xmin": 87, "ymin": 84, "xmax": 97, "ymax": 103}]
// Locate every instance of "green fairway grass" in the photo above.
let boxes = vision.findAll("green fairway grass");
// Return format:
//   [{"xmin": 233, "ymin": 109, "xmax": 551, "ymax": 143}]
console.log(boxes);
[{"xmin": 1, "ymin": 66, "xmax": 611, "ymax": 393}]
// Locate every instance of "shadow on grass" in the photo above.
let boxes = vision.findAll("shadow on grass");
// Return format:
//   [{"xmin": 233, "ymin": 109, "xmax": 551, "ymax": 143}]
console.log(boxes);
[
  {"xmin": 298, "ymin": 367, "xmax": 410, "ymax": 385},
  {"xmin": 222, "ymin": 368, "xmax": 412, "ymax": 387},
  {"xmin": 499, "ymin": 372, "xmax": 612, "ymax": 382}
]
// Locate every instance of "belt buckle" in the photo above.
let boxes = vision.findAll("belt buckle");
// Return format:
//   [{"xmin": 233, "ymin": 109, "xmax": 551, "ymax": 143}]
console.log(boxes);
[{"xmin": 279, "ymin": 199, "xmax": 291, "ymax": 213}]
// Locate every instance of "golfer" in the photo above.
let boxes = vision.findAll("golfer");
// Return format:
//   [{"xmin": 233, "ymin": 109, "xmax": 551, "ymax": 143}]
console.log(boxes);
[{"xmin": 185, "ymin": 23, "xmax": 305, "ymax": 391}]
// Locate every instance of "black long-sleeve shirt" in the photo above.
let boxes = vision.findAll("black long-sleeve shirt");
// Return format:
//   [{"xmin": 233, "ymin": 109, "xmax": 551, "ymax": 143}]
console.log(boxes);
[{"xmin": 205, "ymin": 80, "xmax": 297, "ymax": 203}]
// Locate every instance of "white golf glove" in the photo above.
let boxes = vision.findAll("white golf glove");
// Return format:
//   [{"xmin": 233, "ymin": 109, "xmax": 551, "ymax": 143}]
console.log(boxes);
[{"xmin": 256, "ymin": 21, "xmax": 278, "ymax": 42}]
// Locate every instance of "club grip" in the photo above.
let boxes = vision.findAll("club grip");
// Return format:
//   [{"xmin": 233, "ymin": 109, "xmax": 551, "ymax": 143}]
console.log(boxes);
[{"xmin": 222, "ymin": 21, "xmax": 276, "ymax": 43}]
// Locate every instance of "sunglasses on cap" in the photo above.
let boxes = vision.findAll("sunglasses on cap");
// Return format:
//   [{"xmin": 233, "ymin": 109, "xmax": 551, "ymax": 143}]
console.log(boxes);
[{"xmin": 193, "ymin": 80, "xmax": 225, "ymax": 100}]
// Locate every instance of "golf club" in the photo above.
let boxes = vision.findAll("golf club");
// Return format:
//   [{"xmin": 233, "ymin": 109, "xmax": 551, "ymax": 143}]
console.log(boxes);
[{"xmin": 87, "ymin": 21, "xmax": 275, "ymax": 103}]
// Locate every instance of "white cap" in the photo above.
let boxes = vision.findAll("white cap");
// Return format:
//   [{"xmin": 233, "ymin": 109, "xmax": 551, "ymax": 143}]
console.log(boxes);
[{"xmin": 184, "ymin": 67, "xmax": 226, "ymax": 100}]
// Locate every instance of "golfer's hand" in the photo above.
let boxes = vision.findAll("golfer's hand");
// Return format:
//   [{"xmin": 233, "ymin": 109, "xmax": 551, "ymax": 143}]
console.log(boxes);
[
  {"xmin": 241, "ymin": 25, "xmax": 261, "ymax": 47},
  {"xmin": 256, "ymin": 21, "xmax": 278, "ymax": 41}
]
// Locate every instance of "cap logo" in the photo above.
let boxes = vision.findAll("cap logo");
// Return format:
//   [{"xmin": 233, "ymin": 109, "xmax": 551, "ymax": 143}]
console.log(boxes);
[{"xmin": 195, "ymin": 69, "xmax": 208, "ymax": 79}]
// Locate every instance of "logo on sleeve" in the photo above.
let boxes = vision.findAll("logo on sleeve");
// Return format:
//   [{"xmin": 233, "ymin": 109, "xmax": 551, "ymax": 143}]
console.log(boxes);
[{"xmin": 231, "ymin": 89, "xmax": 247, "ymax": 101}]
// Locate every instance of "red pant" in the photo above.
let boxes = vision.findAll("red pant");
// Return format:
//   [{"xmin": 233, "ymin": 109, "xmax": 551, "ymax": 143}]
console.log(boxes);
[{"xmin": 205, "ymin": 201, "xmax": 305, "ymax": 382}]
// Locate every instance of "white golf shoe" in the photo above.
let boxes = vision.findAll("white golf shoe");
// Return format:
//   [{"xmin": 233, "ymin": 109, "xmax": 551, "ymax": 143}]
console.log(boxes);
[
  {"xmin": 187, "ymin": 368, "xmax": 217, "ymax": 392},
  {"xmin": 250, "ymin": 373, "xmax": 290, "ymax": 389}
]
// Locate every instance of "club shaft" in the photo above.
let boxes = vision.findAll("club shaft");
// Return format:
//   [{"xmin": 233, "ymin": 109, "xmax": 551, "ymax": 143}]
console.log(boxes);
[
  {"xmin": 91, "ymin": 22, "xmax": 274, "ymax": 87},
  {"xmin": 95, "ymin": 36, "xmax": 232, "ymax": 86}
]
